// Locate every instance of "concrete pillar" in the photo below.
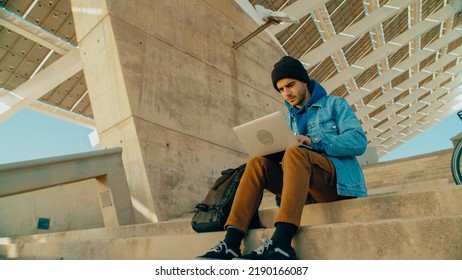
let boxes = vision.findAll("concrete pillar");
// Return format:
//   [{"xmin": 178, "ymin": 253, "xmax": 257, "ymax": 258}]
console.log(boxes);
[{"xmin": 71, "ymin": 0, "xmax": 285, "ymax": 222}]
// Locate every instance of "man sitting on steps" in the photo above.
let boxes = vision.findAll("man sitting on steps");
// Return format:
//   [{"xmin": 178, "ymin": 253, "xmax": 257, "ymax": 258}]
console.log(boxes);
[{"xmin": 198, "ymin": 56, "xmax": 368, "ymax": 260}]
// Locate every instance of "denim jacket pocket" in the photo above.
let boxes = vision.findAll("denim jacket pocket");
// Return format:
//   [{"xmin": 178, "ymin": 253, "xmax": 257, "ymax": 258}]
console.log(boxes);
[{"xmin": 321, "ymin": 121, "xmax": 338, "ymax": 135}]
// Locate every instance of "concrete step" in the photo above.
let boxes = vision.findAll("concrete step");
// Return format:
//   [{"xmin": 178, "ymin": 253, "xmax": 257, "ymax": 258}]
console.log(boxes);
[
  {"xmin": 294, "ymin": 214, "xmax": 462, "ymax": 259},
  {"xmin": 2, "ymin": 186, "xmax": 462, "ymax": 259},
  {"xmin": 2, "ymin": 214, "xmax": 461, "ymax": 259},
  {"xmin": 366, "ymin": 173, "xmax": 454, "ymax": 189},
  {"xmin": 5, "ymin": 186, "xmax": 461, "ymax": 245},
  {"xmin": 367, "ymin": 178, "xmax": 456, "ymax": 195},
  {"xmin": 0, "ymin": 219, "xmax": 196, "ymax": 245},
  {"xmin": 363, "ymin": 149, "xmax": 454, "ymax": 190},
  {"xmin": 260, "ymin": 186, "xmax": 462, "ymax": 227}
]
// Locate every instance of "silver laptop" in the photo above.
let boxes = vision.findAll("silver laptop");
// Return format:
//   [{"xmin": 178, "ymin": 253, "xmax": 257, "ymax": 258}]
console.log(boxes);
[{"xmin": 233, "ymin": 111, "xmax": 304, "ymax": 157}]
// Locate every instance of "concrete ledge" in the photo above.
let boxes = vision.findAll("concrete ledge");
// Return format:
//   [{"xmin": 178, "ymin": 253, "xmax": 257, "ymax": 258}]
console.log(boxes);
[
  {"xmin": 364, "ymin": 148, "xmax": 453, "ymax": 168},
  {"xmin": 0, "ymin": 148, "xmax": 134, "ymax": 227},
  {"xmin": 1, "ymin": 219, "xmax": 195, "ymax": 245}
]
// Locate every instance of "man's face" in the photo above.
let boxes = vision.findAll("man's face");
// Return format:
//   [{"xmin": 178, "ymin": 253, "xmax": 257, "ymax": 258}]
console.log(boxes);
[{"xmin": 276, "ymin": 78, "xmax": 310, "ymax": 109}]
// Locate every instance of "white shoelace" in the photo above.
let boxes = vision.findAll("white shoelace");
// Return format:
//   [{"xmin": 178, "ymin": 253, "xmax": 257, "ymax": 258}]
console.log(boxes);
[
  {"xmin": 254, "ymin": 238, "xmax": 291, "ymax": 258},
  {"xmin": 210, "ymin": 241, "xmax": 227, "ymax": 252},
  {"xmin": 210, "ymin": 241, "xmax": 239, "ymax": 257},
  {"xmin": 254, "ymin": 238, "xmax": 273, "ymax": 255}
]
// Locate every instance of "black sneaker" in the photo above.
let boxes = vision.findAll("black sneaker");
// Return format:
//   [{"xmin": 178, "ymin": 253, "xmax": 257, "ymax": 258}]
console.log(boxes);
[
  {"xmin": 196, "ymin": 241, "xmax": 242, "ymax": 260},
  {"xmin": 238, "ymin": 238, "xmax": 297, "ymax": 260}
]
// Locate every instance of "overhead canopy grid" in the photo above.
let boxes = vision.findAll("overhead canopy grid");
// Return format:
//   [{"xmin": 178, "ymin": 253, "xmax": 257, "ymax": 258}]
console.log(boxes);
[{"xmin": 1, "ymin": 0, "xmax": 462, "ymax": 156}]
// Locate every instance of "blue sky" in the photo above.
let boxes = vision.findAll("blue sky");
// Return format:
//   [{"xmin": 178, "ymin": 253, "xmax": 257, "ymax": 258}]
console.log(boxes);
[
  {"xmin": 380, "ymin": 111, "xmax": 462, "ymax": 161},
  {"xmin": 0, "ymin": 108, "xmax": 461, "ymax": 165},
  {"xmin": 0, "ymin": 109, "xmax": 95, "ymax": 164}
]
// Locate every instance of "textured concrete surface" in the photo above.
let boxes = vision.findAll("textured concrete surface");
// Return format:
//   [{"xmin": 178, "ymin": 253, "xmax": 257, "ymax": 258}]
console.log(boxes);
[
  {"xmin": 3, "ymin": 214, "xmax": 462, "ymax": 260},
  {"xmin": 2, "ymin": 186, "xmax": 462, "ymax": 260},
  {"xmin": 72, "ymin": 0, "xmax": 286, "ymax": 222}
]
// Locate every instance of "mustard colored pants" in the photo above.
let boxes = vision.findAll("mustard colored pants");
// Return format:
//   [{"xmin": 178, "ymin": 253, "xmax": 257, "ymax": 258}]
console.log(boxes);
[{"xmin": 226, "ymin": 146, "xmax": 341, "ymax": 232}]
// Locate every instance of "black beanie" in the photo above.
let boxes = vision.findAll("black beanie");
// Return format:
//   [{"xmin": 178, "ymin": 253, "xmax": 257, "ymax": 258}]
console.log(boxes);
[{"xmin": 271, "ymin": 56, "xmax": 310, "ymax": 91}]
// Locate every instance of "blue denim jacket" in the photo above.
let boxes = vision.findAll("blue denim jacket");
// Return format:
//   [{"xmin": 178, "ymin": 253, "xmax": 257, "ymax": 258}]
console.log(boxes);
[{"xmin": 284, "ymin": 80, "xmax": 368, "ymax": 197}]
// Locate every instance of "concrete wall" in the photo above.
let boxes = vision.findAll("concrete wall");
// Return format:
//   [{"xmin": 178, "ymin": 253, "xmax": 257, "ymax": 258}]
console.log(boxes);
[
  {"xmin": 71, "ymin": 0, "xmax": 285, "ymax": 222},
  {"xmin": 0, "ymin": 179, "xmax": 103, "ymax": 237}
]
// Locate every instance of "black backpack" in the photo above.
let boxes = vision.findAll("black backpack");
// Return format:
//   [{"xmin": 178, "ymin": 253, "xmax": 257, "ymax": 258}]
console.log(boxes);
[{"xmin": 191, "ymin": 164, "xmax": 261, "ymax": 232}]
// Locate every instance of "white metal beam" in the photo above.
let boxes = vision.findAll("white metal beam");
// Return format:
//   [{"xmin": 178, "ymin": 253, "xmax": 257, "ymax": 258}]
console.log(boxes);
[
  {"xmin": 0, "ymin": 7, "xmax": 75, "ymax": 55},
  {"xmin": 360, "ymin": 62, "xmax": 462, "ymax": 133},
  {"xmin": 345, "ymin": 26, "xmax": 462, "ymax": 105},
  {"xmin": 355, "ymin": 47, "xmax": 462, "ymax": 120},
  {"xmin": 0, "ymin": 6, "xmax": 94, "ymax": 128},
  {"xmin": 268, "ymin": 0, "xmax": 328, "ymax": 34},
  {"xmin": 0, "ymin": 48, "xmax": 83, "ymax": 123},
  {"xmin": 28, "ymin": 100, "xmax": 95, "ymax": 129},
  {"xmin": 233, "ymin": 0, "xmax": 285, "ymax": 53},
  {"xmin": 311, "ymin": 5, "xmax": 358, "ymax": 93},
  {"xmin": 325, "ymin": 4, "xmax": 462, "ymax": 95},
  {"xmin": 298, "ymin": 0, "xmax": 414, "ymax": 67}
]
